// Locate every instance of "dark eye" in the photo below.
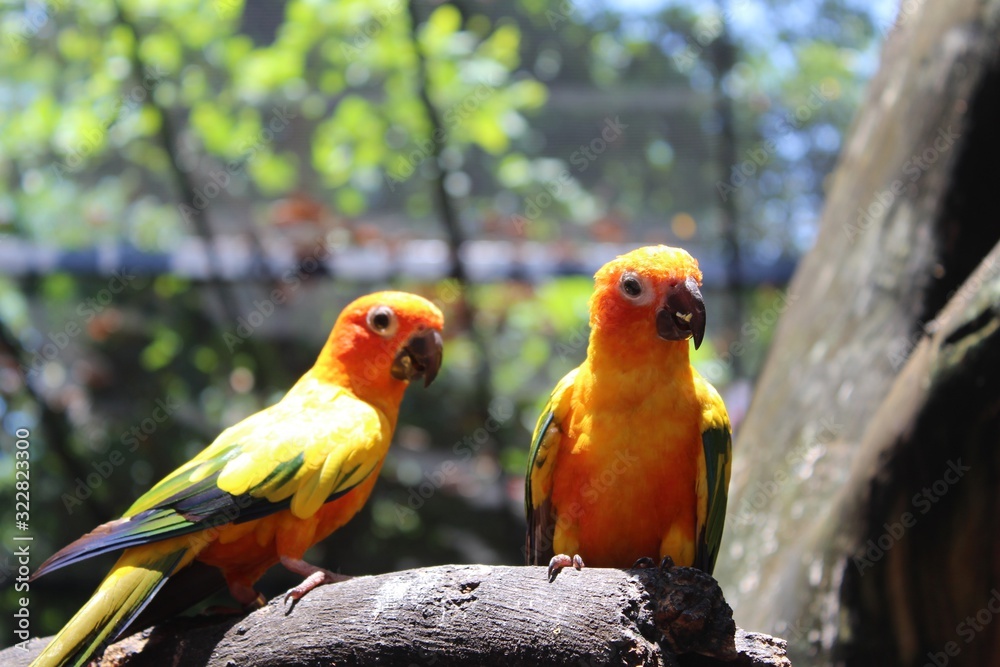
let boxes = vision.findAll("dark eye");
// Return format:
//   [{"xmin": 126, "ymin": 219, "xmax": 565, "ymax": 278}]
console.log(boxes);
[
  {"xmin": 366, "ymin": 306, "xmax": 398, "ymax": 337},
  {"xmin": 620, "ymin": 273, "xmax": 643, "ymax": 299}
]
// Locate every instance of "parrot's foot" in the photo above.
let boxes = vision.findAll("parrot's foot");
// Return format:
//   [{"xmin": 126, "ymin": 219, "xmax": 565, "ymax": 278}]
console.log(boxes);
[
  {"xmin": 227, "ymin": 581, "xmax": 267, "ymax": 610},
  {"xmin": 547, "ymin": 553, "xmax": 584, "ymax": 582},
  {"xmin": 207, "ymin": 582, "xmax": 265, "ymax": 617},
  {"xmin": 203, "ymin": 598, "xmax": 265, "ymax": 617},
  {"xmin": 632, "ymin": 555, "xmax": 675, "ymax": 571},
  {"xmin": 280, "ymin": 556, "xmax": 352, "ymax": 605}
]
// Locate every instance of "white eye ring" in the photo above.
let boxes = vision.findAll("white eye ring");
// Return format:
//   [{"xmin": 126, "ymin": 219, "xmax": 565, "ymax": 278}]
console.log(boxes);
[
  {"xmin": 366, "ymin": 306, "xmax": 398, "ymax": 337},
  {"xmin": 619, "ymin": 271, "xmax": 651, "ymax": 303}
]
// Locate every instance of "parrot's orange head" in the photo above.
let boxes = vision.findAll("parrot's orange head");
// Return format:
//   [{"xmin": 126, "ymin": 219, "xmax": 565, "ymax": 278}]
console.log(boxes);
[
  {"xmin": 319, "ymin": 291, "xmax": 445, "ymax": 399},
  {"xmin": 590, "ymin": 245, "xmax": 706, "ymax": 349}
]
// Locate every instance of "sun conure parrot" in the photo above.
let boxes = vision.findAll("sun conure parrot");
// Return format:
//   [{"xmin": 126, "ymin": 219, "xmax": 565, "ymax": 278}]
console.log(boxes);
[
  {"xmin": 525, "ymin": 245, "xmax": 731, "ymax": 579},
  {"xmin": 30, "ymin": 291, "xmax": 444, "ymax": 667}
]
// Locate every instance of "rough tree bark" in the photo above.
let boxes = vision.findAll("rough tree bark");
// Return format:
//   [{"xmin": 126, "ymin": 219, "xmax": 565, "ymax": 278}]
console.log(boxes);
[
  {"xmin": 840, "ymin": 237, "xmax": 1000, "ymax": 666},
  {"xmin": 4, "ymin": 565, "xmax": 789, "ymax": 667},
  {"xmin": 715, "ymin": 0, "xmax": 1000, "ymax": 665}
]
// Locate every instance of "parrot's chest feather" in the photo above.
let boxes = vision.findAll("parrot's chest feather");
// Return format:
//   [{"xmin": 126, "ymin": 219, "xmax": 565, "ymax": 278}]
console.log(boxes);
[
  {"xmin": 573, "ymin": 356, "xmax": 701, "ymax": 456},
  {"xmin": 552, "ymin": 355, "xmax": 703, "ymax": 565},
  {"xmin": 571, "ymin": 378, "xmax": 700, "ymax": 479}
]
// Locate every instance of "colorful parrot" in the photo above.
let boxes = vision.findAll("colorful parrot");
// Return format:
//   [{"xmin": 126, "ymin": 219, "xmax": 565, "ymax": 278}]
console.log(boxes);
[
  {"xmin": 525, "ymin": 245, "xmax": 731, "ymax": 579},
  {"xmin": 31, "ymin": 291, "xmax": 444, "ymax": 667}
]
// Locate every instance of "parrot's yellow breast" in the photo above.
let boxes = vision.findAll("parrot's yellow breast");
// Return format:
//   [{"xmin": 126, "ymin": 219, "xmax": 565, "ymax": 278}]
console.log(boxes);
[{"xmin": 549, "ymin": 362, "xmax": 703, "ymax": 567}]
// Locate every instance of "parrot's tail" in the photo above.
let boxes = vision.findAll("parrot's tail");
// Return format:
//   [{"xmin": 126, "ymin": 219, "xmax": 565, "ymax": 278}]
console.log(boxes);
[{"xmin": 30, "ymin": 546, "xmax": 189, "ymax": 667}]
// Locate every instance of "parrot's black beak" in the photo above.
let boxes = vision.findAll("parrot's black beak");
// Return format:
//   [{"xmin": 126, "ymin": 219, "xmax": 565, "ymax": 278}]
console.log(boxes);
[
  {"xmin": 391, "ymin": 328, "xmax": 444, "ymax": 387},
  {"xmin": 655, "ymin": 276, "xmax": 706, "ymax": 349}
]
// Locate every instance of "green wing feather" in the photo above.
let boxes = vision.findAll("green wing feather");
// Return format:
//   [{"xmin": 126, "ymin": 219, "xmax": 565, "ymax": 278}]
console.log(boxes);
[
  {"xmin": 695, "ymin": 420, "xmax": 732, "ymax": 575},
  {"xmin": 524, "ymin": 368, "xmax": 577, "ymax": 565}
]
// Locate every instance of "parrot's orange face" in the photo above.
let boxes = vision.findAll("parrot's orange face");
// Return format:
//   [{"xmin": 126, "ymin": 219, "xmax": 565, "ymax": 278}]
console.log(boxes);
[
  {"xmin": 320, "ymin": 291, "xmax": 445, "ymax": 398},
  {"xmin": 590, "ymin": 245, "xmax": 706, "ymax": 349}
]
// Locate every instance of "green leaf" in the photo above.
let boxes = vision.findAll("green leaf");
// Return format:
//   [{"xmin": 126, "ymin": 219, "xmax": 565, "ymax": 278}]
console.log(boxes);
[
  {"xmin": 248, "ymin": 150, "xmax": 297, "ymax": 194},
  {"xmin": 139, "ymin": 31, "xmax": 183, "ymax": 73}
]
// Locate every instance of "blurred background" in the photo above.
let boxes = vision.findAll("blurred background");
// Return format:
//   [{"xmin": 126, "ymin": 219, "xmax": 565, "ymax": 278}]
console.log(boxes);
[{"xmin": 0, "ymin": 0, "xmax": 893, "ymax": 637}]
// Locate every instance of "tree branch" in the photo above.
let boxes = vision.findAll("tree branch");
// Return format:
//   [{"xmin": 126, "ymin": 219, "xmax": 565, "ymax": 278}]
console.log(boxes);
[
  {"xmin": 111, "ymin": 2, "xmax": 241, "ymax": 323},
  {"xmin": 708, "ymin": 10, "xmax": 744, "ymax": 377},
  {"xmin": 8, "ymin": 565, "xmax": 790, "ymax": 667},
  {"xmin": 837, "ymin": 238, "xmax": 1000, "ymax": 664},
  {"xmin": 405, "ymin": 0, "xmax": 492, "ymax": 417},
  {"xmin": 406, "ymin": 0, "xmax": 469, "ymax": 288}
]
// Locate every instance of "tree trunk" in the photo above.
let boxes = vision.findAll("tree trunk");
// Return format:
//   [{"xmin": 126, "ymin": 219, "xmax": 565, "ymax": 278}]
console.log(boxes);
[
  {"xmin": 5, "ymin": 565, "xmax": 790, "ymax": 667},
  {"xmin": 715, "ymin": 0, "xmax": 1000, "ymax": 664}
]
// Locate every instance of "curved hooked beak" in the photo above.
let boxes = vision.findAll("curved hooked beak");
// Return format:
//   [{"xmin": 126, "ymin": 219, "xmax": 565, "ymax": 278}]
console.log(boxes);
[
  {"xmin": 655, "ymin": 276, "xmax": 706, "ymax": 349},
  {"xmin": 391, "ymin": 328, "xmax": 444, "ymax": 387}
]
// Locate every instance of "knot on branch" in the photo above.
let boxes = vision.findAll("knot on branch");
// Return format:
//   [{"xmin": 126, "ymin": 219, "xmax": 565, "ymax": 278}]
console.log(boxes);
[{"xmin": 632, "ymin": 564, "xmax": 738, "ymax": 661}]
